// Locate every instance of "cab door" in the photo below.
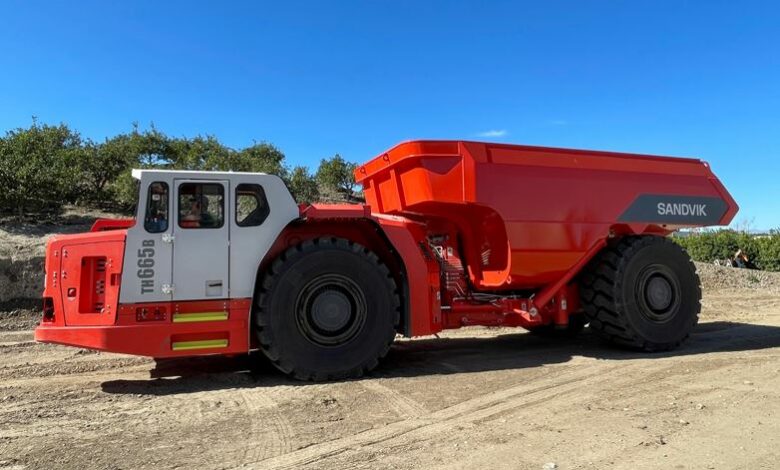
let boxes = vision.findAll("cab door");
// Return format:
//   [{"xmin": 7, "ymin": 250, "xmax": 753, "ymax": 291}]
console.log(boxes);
[{"xmin": 172, "ymin": 179, "xmax": 230, "ymax": 301}]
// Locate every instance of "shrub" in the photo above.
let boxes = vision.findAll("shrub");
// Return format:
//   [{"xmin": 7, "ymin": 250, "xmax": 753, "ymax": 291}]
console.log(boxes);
[
  {"xmin": 288, "ymin": 166, "xmax": 320, "ymax": 203},
  {"xmin": 755, "ymin": 231, "xmax": 780, "ymax": 271},
  {"xmin": 316, "ymin": 154, "xmax": 358, "ymax": 201},
  {"xmin": 674, "ymin": 229, "xmax": 780, "ymax": 272}
]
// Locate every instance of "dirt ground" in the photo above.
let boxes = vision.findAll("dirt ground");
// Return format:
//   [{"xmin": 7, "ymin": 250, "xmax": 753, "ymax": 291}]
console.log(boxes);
[{"xmin": 1, "ymin": 264, "xmax": 779, "ymax": 470}]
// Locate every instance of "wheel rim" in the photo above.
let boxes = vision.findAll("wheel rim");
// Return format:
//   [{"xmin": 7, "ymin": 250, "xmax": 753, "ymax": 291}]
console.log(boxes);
[
  {"xmin": 295, "ymin": 274, "xmax": 367, "ymax": 346},
  {"xmin": 636, "ymin": 265, "xmax": 681, "ymax": 323}
]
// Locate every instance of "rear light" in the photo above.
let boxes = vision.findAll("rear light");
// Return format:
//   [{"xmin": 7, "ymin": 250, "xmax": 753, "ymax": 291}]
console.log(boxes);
[
  {"xmin": 136, "ymin": 307, "xmax": 167, "ymax": 322},
  {"xmin": 42, "ymin": 297, "xmax": 55, "ymax": 322}
]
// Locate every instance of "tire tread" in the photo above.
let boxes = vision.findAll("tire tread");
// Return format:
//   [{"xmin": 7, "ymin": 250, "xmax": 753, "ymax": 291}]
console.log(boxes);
[
  {"xmin": 580, "ymin": 235, "xmax": 701, "ymax": 351},
  {"xmin": 254, "ymin": 237, "xmax": 400, "ymax": 381}
]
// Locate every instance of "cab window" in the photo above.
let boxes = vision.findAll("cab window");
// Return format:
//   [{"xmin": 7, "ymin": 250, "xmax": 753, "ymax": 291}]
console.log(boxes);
[
  {"xmin": 144, "ymin": 182, "xmax": 169, "ymax": 233},
  {"xmin": 236, "ymin": 184, "xmax": 270, "ymax": 227},
  {"xmin": 178, "ymin": 183, "xmax": 224, "ymax": 229}
]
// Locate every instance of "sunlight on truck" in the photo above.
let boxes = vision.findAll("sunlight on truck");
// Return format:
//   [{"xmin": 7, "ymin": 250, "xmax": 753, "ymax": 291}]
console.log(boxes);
[{"xmin": 35, "ymin": 140, "xmax": 738, "ymax": 380}]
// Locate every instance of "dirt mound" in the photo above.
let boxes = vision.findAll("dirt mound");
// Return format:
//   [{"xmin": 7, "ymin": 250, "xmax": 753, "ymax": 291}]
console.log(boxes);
[
  {"xmin": 695, "ymin": 261, "xmax": 780, "ymax": 292},
  {"xmin": 0, "ymin": 207, "xmax": 125, "ymax": 308}
]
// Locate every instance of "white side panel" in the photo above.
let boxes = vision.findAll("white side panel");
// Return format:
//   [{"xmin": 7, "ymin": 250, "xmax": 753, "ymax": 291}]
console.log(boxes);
[
  {"xmin": 120, "ymin": 174, "xmax": 174, "ymax": 304},
  {"xmin": 229, "ymin": 175, "xmax": 299, "ymax": 299}
]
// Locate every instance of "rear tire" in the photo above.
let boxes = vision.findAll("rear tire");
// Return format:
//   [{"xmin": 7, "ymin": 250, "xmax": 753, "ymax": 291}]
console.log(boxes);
[
  {"xmin": 580, "ymin": 236, "xmax": 700, "ymax": 351},
  {"xmin": 255, "ymin": 237, "xmax": 400, "ymax": 381}
]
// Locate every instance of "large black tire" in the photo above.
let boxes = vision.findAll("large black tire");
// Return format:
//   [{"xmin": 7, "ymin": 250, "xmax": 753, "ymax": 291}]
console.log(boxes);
[
  {"xmin": 255, "ymin": 237, "xmax": 400, "ymax": 381},
  {"xmin": 579, "ymin": 236, "xmax": 701, "ymax": 351}
]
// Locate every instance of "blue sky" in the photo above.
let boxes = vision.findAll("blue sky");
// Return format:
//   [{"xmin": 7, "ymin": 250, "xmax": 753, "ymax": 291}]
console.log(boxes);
[{"xmin": 1, "ymin": 1, "xmax": 778, "ymax": 228}]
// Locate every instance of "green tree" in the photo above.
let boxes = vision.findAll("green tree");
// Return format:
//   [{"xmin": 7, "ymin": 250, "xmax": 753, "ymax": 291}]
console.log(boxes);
[
  {"xmin": 110, "ymin": 171, "xmax": 142, "ymax": 211},
  {"xmin": 132, "ymin": 124, "xmax": 172, "ymax": 167},
  {"xmin": 229, "ymin": 142, "xmax": 287, "ymax": 175},
  {"xmin": 75, "ymin": 134, "xmax": 138, "ymax": 204},
  {"xmin": 171, "ymin": 135, "xmax": 231, "ymax": 170},
  {"xmin": 0, "ymin": 121, "xmax": 83, "ymax": 214},
  {"xmin": 0, "ymin": 120, "xmax": 329, "ymax": 216},
  {"xmin": 288, "ymin": 166, "xmax": 320, "ymax": 203},
  {"xmin": 106, "ymin": 124, "xmax": 175, "ymax": 209},
  {"xmin": 315, "ymin": 154, "xmax": 358, "ymax": 201}
]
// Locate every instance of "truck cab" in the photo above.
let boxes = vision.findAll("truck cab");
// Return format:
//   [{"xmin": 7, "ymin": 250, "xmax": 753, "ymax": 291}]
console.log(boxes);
[
  {"xmin": 122, "ymin": 169, "xmax": 298, "ymax": 305},
  {"xmin": 36, "ymin": 170, "xmax": 300, "ymax": 356}
]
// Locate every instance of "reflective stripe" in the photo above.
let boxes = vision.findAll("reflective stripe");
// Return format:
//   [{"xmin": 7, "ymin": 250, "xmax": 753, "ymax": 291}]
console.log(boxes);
[
  {"xmin": 172, "ymin": 311, "xmax": 229, "ymax": 323},
  {"xmin": 171, "ymin": 339, "xmax": 229, "ymax": 351}
]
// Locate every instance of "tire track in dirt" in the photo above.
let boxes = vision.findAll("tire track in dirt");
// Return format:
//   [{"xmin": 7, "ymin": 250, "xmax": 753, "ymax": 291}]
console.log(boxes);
[
  {"xmin": 232, "ymin": 363, "xmax": 614, "ymax": 470},
  {"xmin": 0, "ymin": 356, "xmax": 152, "ymax": 381},
  {"xmin": 359, "ymin": 380, "xmax": 428, "ymax": 418},
  {"xmin": 0, "ymin": 340, "xmax": 37, "ymax": 349},
  {"xmin": 0, "ymin": 330, "xmax": 35, "ymax": 347},
  {"xmin": 0, "ymin": 366, "xmax": 153, "ymax": 390},
  {"xmin": 0, "ymin": 330, "xmax": 33, "ymax": 340},
  {"xmin": 235, "ymin": 318, "xmax": 780, "ymax": 470},
  {"xmin": 237, "ymin": 389, "xmax": 295, "ymax": 463}
]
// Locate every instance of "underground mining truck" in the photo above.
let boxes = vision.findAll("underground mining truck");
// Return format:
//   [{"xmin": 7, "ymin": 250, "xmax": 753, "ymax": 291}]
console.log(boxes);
[{"xmin": 35, "ymin": 140, "xmax": 738, "ymax": 380}]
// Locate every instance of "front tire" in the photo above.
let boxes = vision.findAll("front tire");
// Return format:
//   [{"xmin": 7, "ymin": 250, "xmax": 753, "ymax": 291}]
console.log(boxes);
[
  {"xmin": 580, "ymin": 236, "xmax": 701, "ymax": 351},
  {"xmin": 255, "ymin": 238, "xmax": 400, "ymax": 381}
]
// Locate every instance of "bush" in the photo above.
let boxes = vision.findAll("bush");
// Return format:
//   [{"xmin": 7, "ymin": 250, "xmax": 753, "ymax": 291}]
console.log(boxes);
[
  {"xmin": 755, "ymin": 231, "xmax": 780, "ymax": 271},
  {"xmin": 315, "ymin": 154, "xmax": 359, "ymax": 202},
  {"xmin": 288, "ymin": 166, "xmax": 320, "ymax": 203},
  {"xmin": 674, "ymin": 229, "xmax": 780, "ymax": 272}
]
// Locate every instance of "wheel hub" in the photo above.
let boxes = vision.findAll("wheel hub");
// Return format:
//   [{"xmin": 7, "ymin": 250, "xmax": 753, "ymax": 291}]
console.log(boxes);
[
  {"xmin": 636, "ymin": 265, "xmax": 680, "ymax": 323},
  {"xmin": 295, "ymin": 274, "xmax": 367, "ymax": 347},
  {"xmin": 310, "ymin": 290, "xmax": 352, "ymax": 332},
  {"xmin": 645, "ymin": 275, "xmax": 673, "ymax": 311}
]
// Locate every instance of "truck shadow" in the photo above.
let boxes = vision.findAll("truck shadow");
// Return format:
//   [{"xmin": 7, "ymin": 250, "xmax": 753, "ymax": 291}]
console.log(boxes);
[{"xmin": 100, "ymin": 321, "xmax": 780, "ymax": 396}]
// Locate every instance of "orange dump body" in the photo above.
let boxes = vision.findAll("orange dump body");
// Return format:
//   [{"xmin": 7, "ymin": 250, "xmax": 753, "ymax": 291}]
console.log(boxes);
[{"xmin": 356, "ymin": 140, "xmax": 737, "ymax": 291}]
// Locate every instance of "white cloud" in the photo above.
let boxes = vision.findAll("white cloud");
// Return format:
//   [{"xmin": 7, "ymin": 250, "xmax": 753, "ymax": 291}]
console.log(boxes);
[
  {"xmin": 547, "ymin": 119, "xmax": 568, "ymax": 126},
  {"xmin": 476, "ymin": 129, "xmax": 508, "ymax": 138}
]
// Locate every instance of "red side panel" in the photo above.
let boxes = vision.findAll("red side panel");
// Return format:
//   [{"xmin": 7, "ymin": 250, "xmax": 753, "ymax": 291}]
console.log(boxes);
[
  {"xmin": 356, "ymin": 140, "xmax": 738, "ymax": 290},
  {"xmin": 59, "ymin": 239, "xmax": 125, "ymax": 326},
  {"xmin": 42, "ymin": 230, "xmax": 127, "ymax": 328}
]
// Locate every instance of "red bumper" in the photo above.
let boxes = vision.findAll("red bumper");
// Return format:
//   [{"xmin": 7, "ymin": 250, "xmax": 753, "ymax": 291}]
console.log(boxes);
[{"xmin": 34, "ymin": 299, "xmax": 252, "ymax": 358}]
